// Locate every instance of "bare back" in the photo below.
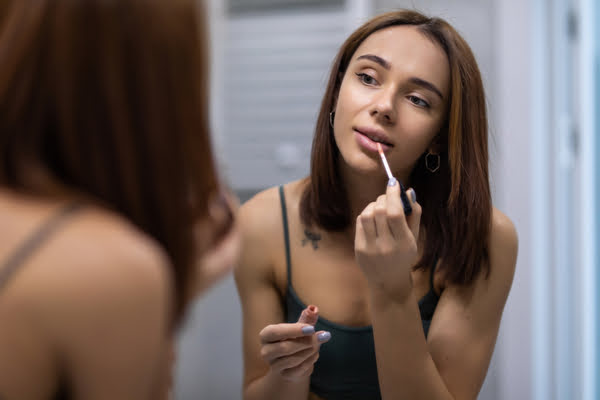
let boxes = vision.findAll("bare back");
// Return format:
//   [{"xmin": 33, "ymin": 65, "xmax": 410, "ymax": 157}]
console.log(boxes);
[{"xmin": 0, "ymin": 191, "xmax": 173, "ymax": 400}]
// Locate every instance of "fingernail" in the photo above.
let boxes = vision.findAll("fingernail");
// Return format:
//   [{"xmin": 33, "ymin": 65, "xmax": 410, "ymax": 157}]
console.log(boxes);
[
  {"xmin": 410, "ymin": 189, "xmax": 417, "ymax": 203},
  {"xmin": 302, "ymin": 326, "xmax": 315, "ymax": 335},
  {"xmin": 317, "ymin": 331, "xmax": 331, "ymax": 342},
  {"xmin": 387, "ymin": 177, "xmax": 397, "ymax": 187}
]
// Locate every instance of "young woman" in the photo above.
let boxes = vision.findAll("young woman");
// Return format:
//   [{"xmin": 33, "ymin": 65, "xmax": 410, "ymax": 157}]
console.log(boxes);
[
  {"xmin": 0, "ymin": 0, "xmax": 239, "ymax": 399},
  {"xmin": 235, "ymin": 10, "xmax": 517, "ymax": 400}
]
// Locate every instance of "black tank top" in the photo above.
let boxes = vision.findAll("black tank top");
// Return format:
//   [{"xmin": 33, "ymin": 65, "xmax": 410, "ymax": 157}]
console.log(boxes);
[
  {"xmin": 0, "ymin": 202, "xmax": 83, "ymax": 400},
  {"xmin": 279, "ymin": 185, "xmax": 439, "ymax": 400}
]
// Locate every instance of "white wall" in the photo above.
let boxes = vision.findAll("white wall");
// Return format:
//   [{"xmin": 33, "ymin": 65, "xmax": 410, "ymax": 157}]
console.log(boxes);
[{"xmin": 492, "ymin": 0, "xmax": 536, "ymax": 398}]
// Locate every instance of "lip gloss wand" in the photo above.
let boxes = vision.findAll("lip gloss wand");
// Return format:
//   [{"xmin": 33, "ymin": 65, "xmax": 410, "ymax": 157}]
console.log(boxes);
[{"xmin": 376, "ymin": 143, "xmax": 412, "ymax": 215}]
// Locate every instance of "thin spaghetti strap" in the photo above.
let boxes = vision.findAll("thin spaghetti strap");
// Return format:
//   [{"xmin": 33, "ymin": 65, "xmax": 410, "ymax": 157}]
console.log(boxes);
[
  {"xmin": 278, "ymin": 186, "xmax": 293, "ymax": 287},
  {"xmin": 0, "ymin": 202, "xmax": 84, "ymax": 293}
]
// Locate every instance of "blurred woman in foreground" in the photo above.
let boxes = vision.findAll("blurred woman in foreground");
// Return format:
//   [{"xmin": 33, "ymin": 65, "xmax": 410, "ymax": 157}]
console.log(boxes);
[{"xmin": 0, "ymin": 0, "xmax": 238, "ymax": 398}]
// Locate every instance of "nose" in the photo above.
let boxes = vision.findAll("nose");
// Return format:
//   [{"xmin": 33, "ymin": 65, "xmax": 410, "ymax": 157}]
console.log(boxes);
[{"xmin": 369, "ymin": 88, "xmax": 396, "ymax": 124}]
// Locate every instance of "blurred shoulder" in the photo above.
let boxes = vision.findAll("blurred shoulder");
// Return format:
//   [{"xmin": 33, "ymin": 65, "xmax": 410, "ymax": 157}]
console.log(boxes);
[
  {"xmin": 61, "ymin": 205, "xmax": 171, "ymax": 283},
  {"xmin": 22, "ymin": 204, "xmax": 173, "ymax": 326},
  {"xmin": 0, "ymin": 201, "xmax": 173, "ymax": 366}
]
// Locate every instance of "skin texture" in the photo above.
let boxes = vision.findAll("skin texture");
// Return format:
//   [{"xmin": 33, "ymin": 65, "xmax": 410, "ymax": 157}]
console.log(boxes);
[
  {"xmin": 0, "ymin": 190, "xmax": 240, "ymax": 400},
  {"xmin": 0, "ymin": 192, "xmax": 172, "ymax": 400},
  {"xmin": 333, "ymin": 26, "xmax": 449, "ymax": 188},
  {"xmin": 235, "ymin": 25, "xmax": 517, "ymax": 400}
]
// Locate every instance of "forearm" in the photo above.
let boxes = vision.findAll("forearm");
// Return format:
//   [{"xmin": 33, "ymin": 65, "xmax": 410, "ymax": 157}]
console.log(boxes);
[
  {"xmin": 244, "ymin": 369, "xmax": 310, "ymax": 400},
  {"xmin": 369, "ymin": 289, "xmax": 454, "ymax": 400}
]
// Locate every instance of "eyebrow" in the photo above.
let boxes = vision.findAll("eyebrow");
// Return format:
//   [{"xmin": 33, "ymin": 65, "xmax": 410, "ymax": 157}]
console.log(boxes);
[
  {"xmin": 409, "ymin": 77, "xmax": 444, "ymax": 100},
  {"xmin": 356, "ymin": 54, "xmax": 391, "ymax": 70},
  {"xmin": 356, "ymin": 53, "xmax": 445, "ymax": 100}
]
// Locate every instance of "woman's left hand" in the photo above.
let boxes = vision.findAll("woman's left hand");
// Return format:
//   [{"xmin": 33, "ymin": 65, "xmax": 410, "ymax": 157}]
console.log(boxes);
[
  {"xmin": 354, "ymin": 179, "xmax": 421, "ymax": 302},
  {"xmin": 193, "ymin": 190, "xmax": 241, "ymax": 296}
]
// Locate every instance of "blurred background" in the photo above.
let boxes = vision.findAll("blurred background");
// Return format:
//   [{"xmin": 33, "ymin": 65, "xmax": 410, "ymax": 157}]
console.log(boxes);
[{"xmin": 174, "ymin": 0, "xmax": 599, "ymax": 399}]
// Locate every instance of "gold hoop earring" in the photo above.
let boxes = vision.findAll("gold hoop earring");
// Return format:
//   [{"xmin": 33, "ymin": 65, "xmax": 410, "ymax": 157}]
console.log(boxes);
[
  {"xmin": 329, "ymin": 111, "xmax": 335, "ymax": 128},
  {"xmin": 425, "ymin": 152, "xmax": 440, "ymax": 173}
]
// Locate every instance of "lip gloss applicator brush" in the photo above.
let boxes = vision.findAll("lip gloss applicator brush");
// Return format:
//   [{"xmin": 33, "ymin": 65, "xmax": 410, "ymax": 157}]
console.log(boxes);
[{"xmin": 376, "ymin": 143, "xmax": 412, "ymax": 216}]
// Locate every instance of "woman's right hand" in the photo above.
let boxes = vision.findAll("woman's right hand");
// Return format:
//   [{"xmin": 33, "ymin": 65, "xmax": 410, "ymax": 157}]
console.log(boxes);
[{"xmin": 258, "ymin": 305, "xmax": 331, "ymax": 382}]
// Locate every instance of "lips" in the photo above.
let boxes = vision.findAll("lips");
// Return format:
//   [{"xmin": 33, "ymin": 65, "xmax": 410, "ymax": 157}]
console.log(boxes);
[{"xmin": 354, "ymin": 127, "xmax": 393, "ymax": 147}]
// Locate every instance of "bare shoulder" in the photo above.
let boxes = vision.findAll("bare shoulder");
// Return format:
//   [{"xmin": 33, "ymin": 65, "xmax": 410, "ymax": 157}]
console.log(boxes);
[
  {"xmin": 439, "ymin": 207, "xmax": 518, "ymax": 305},
  {"xmin": 488, "ymin": 207, "xmax": 518, "ymax": 277},
  {"xmin": 239, "ymin": 180, "xmax": 306, "ymax": 252},
  {"xmin": 459, "ymin": 206, "xmax": 518, "ymax": 307},
  {"xmin": 239, "ymin": 179, "xmax": 304, "ymax": 230},
  {"xmin": 20, "ymin": 206, "xmax": 173, "ymax": 344},
  {"xmin": 238, "ymin": 186, "xmax": 283, "ymax": 237},
  {"xmin": 235, "ymin": 179, "xmax": 306, "ymax": 285},
  {"xmin": 0, "ymin": 204, "xmax": 173, "ymax": 398},
  {"xmin": 54, "ymin": 206, "xmax": 171, "ymax": 295}
]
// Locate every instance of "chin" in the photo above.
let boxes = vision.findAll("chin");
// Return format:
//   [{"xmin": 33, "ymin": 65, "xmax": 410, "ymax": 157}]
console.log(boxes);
[{"xmin": 340, "ymin": 153, "xmax": 381, "ymax": 177}]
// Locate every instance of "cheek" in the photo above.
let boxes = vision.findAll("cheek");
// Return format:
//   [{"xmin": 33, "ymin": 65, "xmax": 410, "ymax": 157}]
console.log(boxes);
[
  {"xmin": 399, "ymin": 113, "xmax": 436, "ymax": 137},
  {"xmin": 394, "ymin": 111, "xmax": 442, "ymax": 157},
  {"xmin": 335, "ymin": 78, "xmax": 370, "ymax": 117},
  {"xmin": 399, "ymin": 101, "xmax": 444, "ymax": 133}
]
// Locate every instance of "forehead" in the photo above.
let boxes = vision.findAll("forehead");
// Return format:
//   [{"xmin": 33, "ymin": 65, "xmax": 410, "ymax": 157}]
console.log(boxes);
[{"xmin": 352, "ymin": 25, "xmax": 450, "ymax": 93}]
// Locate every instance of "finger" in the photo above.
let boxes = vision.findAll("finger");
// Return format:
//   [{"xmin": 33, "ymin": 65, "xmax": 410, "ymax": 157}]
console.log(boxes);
[
  {"xmin": 399, "ymin": 181, "xmax": 413, "ymax": 216},
  {"xmin": 297, "ymin": 305, "xmax": 319, "ymax": 325},
  {"xmin": 385, "ymin": 179, "xmax": 409, "ymax": 238},
  {"xmin": 270, "ymin": 346, "xmax": 316, "ymax": 372},
  {"xmin": 314, "ymin": 330, "xmax": 332, "ymax": 345},
  {"xmin": 405, "ymin": 188, "xmax": 422, "ymax": 240},
  {"xmin": 260, "ymin": 336, "xmax": 314, "ymax": 362},
  {"xmin": 280, "ymin": 350, "xmax": 320, "ymax": 380},
  {"xmin": 374, "ymin": 194, "xmax": 389, "ymax": 240},
  {"xmin": 358, "ymin": 202, "xmax": 377, "ymax": 243},
  {"xmin": 355, "ymin": 215, "xmax": 367, "ymax": 251},
  {"xmin": 260, "ymin": 323, "xmax": 316, "ymax": 344}
]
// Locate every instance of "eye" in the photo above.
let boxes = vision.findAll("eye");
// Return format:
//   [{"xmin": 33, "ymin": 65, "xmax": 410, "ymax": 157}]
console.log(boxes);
[
  {"xmin": 408, "ymin": 95, "xmax": 430, "ymax": 108},
  {"xmin": 355, "ymin": 72, "xmax": 378, "ymax": 86}
]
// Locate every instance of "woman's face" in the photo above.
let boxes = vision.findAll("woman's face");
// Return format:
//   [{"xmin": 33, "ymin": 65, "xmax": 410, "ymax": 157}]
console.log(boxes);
[{"xmin": 333, "ymin": 25, "xmax": 450, "ymax": 179}]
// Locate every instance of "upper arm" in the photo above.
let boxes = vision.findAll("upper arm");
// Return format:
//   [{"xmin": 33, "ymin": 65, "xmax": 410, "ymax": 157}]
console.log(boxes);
[
  {"xmin": 427, "ymin": 208, "xmax": 518, "ymax": 399},
  {"xmin": 46, "ymin": 221, "xmax": 173, "ymax": 400},
  {"xmin": 234, "ymin": 189, "xmax": 287, "ymax": 387}
]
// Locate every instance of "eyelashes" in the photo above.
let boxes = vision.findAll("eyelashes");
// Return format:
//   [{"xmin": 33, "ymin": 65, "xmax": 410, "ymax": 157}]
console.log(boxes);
[
  {"xmin": 407, "ymin": 95, "xmax": 430, "ymax": 108},
  {"xmin": 355, "ymin": 72, "xmax": 377, "ymax": 86},
  {"xmin": 354, "ymin": 72, "xmax": 431, "ymax": 109}
]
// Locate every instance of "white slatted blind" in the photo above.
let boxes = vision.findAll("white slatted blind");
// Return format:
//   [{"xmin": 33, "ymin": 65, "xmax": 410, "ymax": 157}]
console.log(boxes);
[{"xmin": 221, "ymin": 7, "xmax": 346, "ymax": 191}]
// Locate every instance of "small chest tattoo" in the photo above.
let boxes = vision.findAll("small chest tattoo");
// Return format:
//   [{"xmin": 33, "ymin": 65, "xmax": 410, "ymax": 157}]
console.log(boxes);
[{"xmin": 301, "ymin": 229, "xmax": 322, "ymax": 250}]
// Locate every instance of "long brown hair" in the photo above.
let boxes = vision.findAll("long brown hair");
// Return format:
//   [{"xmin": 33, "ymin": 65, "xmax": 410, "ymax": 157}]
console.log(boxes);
[
  {"xmin": 300, "ymin": 10, "xmax": 491, "ymax": 285},
  {"xmin": 0, "ymin": 0, "xmax": 222, "ymax": 321}
]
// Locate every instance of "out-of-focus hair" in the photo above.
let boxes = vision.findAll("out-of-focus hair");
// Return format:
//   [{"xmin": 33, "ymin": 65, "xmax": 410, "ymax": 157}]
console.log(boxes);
[{"xmin": 0, "ymin": 0, "xmax": 224, "ymax": 322}]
